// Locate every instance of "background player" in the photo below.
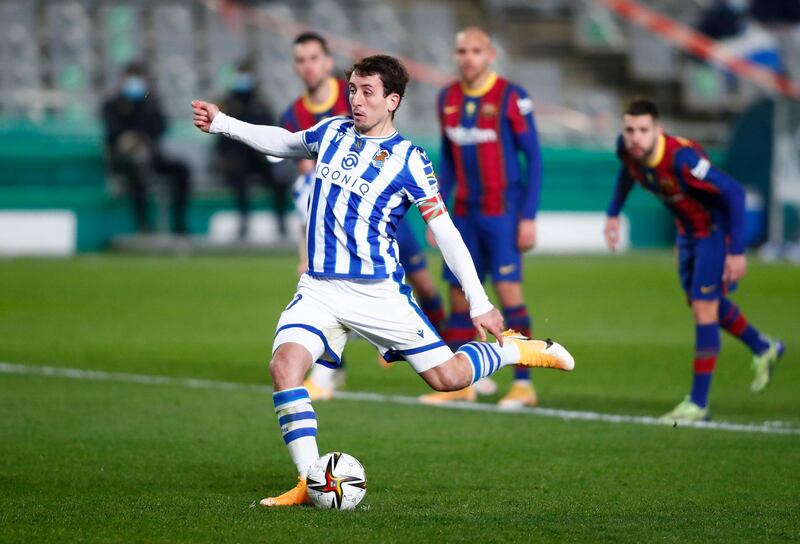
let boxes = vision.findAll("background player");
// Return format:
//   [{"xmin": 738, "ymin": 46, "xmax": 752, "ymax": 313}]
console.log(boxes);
[
  {"xmin": 284, "ymin": 32, "xmax": 445, "ymax": 398},
  {"xmin": 192, "ymin": 54, "xmax": 573, "ymax": 507},
  {"xmin": 422, "ymin": 27, "xmax": 543, "ymax": 408},
  {"xmin": 604, "ymin": 98, "xmax": 785, "ymax": 423}
]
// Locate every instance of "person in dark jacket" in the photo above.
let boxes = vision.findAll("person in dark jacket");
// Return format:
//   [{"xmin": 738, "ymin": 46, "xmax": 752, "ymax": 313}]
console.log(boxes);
[
  {"xmin": 102, "ymin": 63, "xmax": 190, "ymax": 234},
  {"xmin": 215, "ymin": 61, "xmax": 286, "ymax": 239}
]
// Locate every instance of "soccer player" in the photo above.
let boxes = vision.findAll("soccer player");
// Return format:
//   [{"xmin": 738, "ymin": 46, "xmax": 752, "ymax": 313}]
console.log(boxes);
[
  {"xmin": 192, "ymin": 54, "xmax": 574, "ymax": 506},
  {"xmin": 284, "ymin": 32, "xmax": 446, "ymax": 399},
  {"xmin": 422, "ymin": 27, "xmax": 543, "ymax": 408},
  {"xmin": 604, "ymin": 98, "xmax": 785, "ymax": 423}
]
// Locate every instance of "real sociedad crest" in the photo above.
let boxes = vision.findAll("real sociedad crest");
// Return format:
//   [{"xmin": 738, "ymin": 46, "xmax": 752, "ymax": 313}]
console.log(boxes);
[{"xmin": 371, "ymin": 149, "xmax": 390, "ymax": 169}]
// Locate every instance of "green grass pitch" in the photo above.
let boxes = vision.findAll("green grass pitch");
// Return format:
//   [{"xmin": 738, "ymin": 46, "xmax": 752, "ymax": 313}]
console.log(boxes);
[{"xmin": 1, "ymin": 253, "xmax": 798, "ymax": 542}]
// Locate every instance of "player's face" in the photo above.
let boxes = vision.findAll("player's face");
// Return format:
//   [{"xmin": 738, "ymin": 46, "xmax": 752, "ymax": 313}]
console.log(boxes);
[
  {"xmin": 622, "ymin": 114, "xmax": 662, "ymax": 162},
  {"xmin": 293, "ymin": 41, "xmax": 333, "ymax": 91},
  {"xmin": 454, "ymin": 32, "xmax": 495, "ymax": 85},
  {"xmin": 348, "ymin": 73, "xmax": 399, "ymax": 135}
]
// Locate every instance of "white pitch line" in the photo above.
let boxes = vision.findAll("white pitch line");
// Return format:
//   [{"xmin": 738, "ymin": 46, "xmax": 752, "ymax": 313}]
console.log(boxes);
[{"xmin": 2, "ymin": 362, "xmax": 798, "ymax": 436}]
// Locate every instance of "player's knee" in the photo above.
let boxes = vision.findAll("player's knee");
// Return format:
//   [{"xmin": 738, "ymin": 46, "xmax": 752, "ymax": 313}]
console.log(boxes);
[
  {"xmin": 268, "ymin": 357, "xmax": 287, "ymax": 383},
  {"xmin": 494, "ymin": 280, "xmax": 523, "ymax": 306},
  {"xmin": 691, "ymin": 299, "xmax": 719, "ymax": 324},
  {"xmin": 268, "ymin": 352, "xmax": 299, "ymax": 385}
]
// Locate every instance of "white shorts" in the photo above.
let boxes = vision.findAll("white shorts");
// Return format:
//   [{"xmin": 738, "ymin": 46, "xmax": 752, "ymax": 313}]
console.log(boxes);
[{"xmin": 273, "ymin": 273, "xmax": 453, "ymax": 373}]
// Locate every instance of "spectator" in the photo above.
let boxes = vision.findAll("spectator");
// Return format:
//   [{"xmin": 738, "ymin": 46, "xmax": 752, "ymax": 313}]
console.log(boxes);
[
  {"xmin": 102, "ymin": 63, "xmax": 190, "ymax": 235},
  {"xmin": 215, "ymin": 61, "xmax": 286, "ymax": 239}
]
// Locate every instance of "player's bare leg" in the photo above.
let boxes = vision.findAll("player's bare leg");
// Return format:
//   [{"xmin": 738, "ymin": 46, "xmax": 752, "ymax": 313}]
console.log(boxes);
[
  {"xmin": 420, "ymin": 331, "xmax": 573, "ymax": 394},
  {"xmin": 261, "ymin": 343, "xmax": 316, "ymax": 507},
  {"xmin": 494, "ymin": 280, "xmax": 538, "ymax": 408},
  {"xmin": 420, "ymin": 286, "xmax": 483, "ymax": 403}
]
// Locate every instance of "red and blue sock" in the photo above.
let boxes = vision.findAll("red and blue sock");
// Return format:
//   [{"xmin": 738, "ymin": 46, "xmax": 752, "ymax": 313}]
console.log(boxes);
[
  {"xmin": 718, "ymin": 297, "xmax": 770, "ymax": 355},
  {"xmin": 443, "ymin": 311, "xmax": 475, "ymax": 352},
  {"xmin": 690, "ymin": 323, "xmax": 720, "ymax": 408},
  {"xmin": 504, "ymin": 305, "xmax": 532, "ymax": 381},
  {"xmin": 420, "ymin": 295, "xmax": 446, "ymax": 335}
]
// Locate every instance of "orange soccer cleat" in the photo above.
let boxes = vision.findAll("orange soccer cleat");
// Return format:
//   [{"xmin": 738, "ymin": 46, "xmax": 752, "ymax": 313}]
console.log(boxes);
[
  {"xmin": 501, "ymin": 330, "xmax": 575, "ymax": 371},
  {"xmin": 259, "ymin": 477, "xmax": 312, "ymax": 507}
]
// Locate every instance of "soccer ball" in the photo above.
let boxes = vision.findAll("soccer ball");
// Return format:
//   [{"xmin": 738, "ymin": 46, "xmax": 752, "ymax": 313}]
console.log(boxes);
[{"xmin": 306, "ymin": 452, "xmax": 367, "ymax": 510}]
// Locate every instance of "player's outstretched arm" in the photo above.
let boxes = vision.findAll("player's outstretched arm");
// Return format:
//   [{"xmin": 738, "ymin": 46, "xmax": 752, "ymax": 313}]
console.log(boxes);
[{"xmin": 191, "ymin": 99, "xmax": 312, "ymax": 160}]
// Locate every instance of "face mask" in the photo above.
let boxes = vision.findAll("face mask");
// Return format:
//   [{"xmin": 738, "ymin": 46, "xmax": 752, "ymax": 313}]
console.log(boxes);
[
  {"xmin": 121, "ymin": 77, "xmax": 148, "ymax": 100},
  {"xmin": 232, "ymin": 72, "xmax": 256, "ymax": 93}
]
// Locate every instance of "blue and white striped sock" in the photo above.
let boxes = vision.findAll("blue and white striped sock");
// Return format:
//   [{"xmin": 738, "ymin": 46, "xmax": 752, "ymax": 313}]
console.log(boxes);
[
  {"xmin": 456, "ymin": 341, "xmax": 521, "ymax": 384},
  {"xmin": 273, "ymin": 386, "xmax": 319, "ymax": 478}
]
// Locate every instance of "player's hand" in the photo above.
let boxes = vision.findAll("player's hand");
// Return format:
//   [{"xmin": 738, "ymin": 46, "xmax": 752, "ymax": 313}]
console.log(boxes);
[
  {"xmin": 517, "ymin": 219, "xmax": 536, "ymax": 252},
  {"xmin": 191, "ymin": 100, "xmax": 220, "ymax": 133},
  {"xmin": 472, "ymin": 308, "xmax": 505, "ymax": 346},
  {"xmin": 724, "ymin": 253, "xmax": 747, "ymax": 283},
  {"xmin": 425, "ymin": 226, "xmax": 438, "ymax": 248},
  {"xmin": 297, "ymin": 260, "xmax": 308, "ymax": 276},
  {"xmin": 604, "ymin": 216, "xmax": 620, "ymax": 252}
]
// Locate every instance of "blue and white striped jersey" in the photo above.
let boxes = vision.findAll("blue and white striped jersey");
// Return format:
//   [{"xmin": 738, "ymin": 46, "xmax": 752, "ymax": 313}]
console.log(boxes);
[{"xmin": 300, "ymin": 116, "xmax": 440, "ymax": 279}]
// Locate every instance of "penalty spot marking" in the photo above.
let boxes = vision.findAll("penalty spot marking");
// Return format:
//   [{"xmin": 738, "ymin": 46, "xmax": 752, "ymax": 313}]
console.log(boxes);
[{"xmin": 1, "ymin": 362, "xmax": 798, "ymax": 436}]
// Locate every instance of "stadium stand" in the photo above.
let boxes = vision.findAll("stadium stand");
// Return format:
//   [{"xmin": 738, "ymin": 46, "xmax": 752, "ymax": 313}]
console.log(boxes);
[{"xmin": 0, "ymin": 0, "xmax": 795, "ymax": 255}]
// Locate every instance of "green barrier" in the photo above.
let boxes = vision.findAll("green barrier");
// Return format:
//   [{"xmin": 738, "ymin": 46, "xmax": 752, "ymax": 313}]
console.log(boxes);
[
  {"xmin": 2, "ymin": 120, "xmax": 718, "ymax": 251},
  {"xmin": 0, "ymin": 118, "xmax": 106, "ymax": 187}
]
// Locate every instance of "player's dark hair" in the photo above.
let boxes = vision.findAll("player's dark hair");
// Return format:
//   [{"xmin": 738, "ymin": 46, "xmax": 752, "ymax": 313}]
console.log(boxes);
[
  {"xmin": 122, "ymin": 61, "xmax": 147, "ymax": 77},
  {"xmin": 346, "ymin": 55, "xmax": 409, "ymax": 117},
  {"xmin": 624, "ymin": 98, "xmax": 660, "ymax": 119},
  {"xmin": 293, "ymin": 31, "xmax": 329, "ymax": 55}
]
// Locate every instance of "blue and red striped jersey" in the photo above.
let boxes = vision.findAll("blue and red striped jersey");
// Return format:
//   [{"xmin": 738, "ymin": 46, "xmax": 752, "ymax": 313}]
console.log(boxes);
[
  {"xmin": 437, "ymin": 73, "xmax": 542, "ymax": 218},
  {"xmin": 608, "ymin": 133, "xmax": 746, "ymax": 253},
  {"xmin": 279, "ymin": 78, "xmax": 351, "ymax": 132}
]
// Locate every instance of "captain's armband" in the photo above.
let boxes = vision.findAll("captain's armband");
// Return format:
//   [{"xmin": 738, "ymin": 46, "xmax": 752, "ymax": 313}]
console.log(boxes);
[{"xmin": 417, "ymin": 194, "xmax": 448, "ymax": 223}]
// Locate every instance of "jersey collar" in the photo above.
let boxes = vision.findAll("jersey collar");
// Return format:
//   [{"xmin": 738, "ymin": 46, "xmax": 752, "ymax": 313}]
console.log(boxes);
[
  {"xmin": 302, "ymin": 78, "xmax": 339, "ymax": 114},
  {"xmin": 352, "ymin": 128, "xmax": 399, "ymax": 140},
  {"xmin": 644, "ymin": 134, "xmax": 666, "ymax": 168},
  {"xmin": 461, "ymin": 72, "xmax": 498, "ymax": 98}
]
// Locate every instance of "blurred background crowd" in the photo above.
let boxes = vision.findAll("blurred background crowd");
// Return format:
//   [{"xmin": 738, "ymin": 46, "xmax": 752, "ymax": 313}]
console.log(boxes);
[{"xmin": 0, "ymin": 0, "xmax": 798, "ymax": 259}]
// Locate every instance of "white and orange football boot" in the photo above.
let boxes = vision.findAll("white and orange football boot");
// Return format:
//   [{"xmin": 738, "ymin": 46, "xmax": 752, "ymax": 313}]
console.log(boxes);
[
  {"xmin": 419, "ymin": 386, "xmax": 477, "ymax": 405},
  {"xmin": 303, "ymin": 379, "xmax": 334, "ymax": 401},
  {"xmin": 502, "ymin": 330, "xmax": 575, "ymax": 371},
  {"xmin": 498, "ymin": 380, "xmax": 539, "ymax": 409},
  {"xmin": 259, "ymin": 477, "xmax": 312, "ymax": 507}
]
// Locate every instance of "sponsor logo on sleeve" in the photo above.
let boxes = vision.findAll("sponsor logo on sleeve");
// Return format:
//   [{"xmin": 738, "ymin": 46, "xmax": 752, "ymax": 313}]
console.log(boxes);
[
  {"xmin": 690, "ymin": 158, "xmax": 710, "ymax": 180},
  {"xmin": 516, "ymin": 97, "xmax": 533, "ymax": 115}
]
